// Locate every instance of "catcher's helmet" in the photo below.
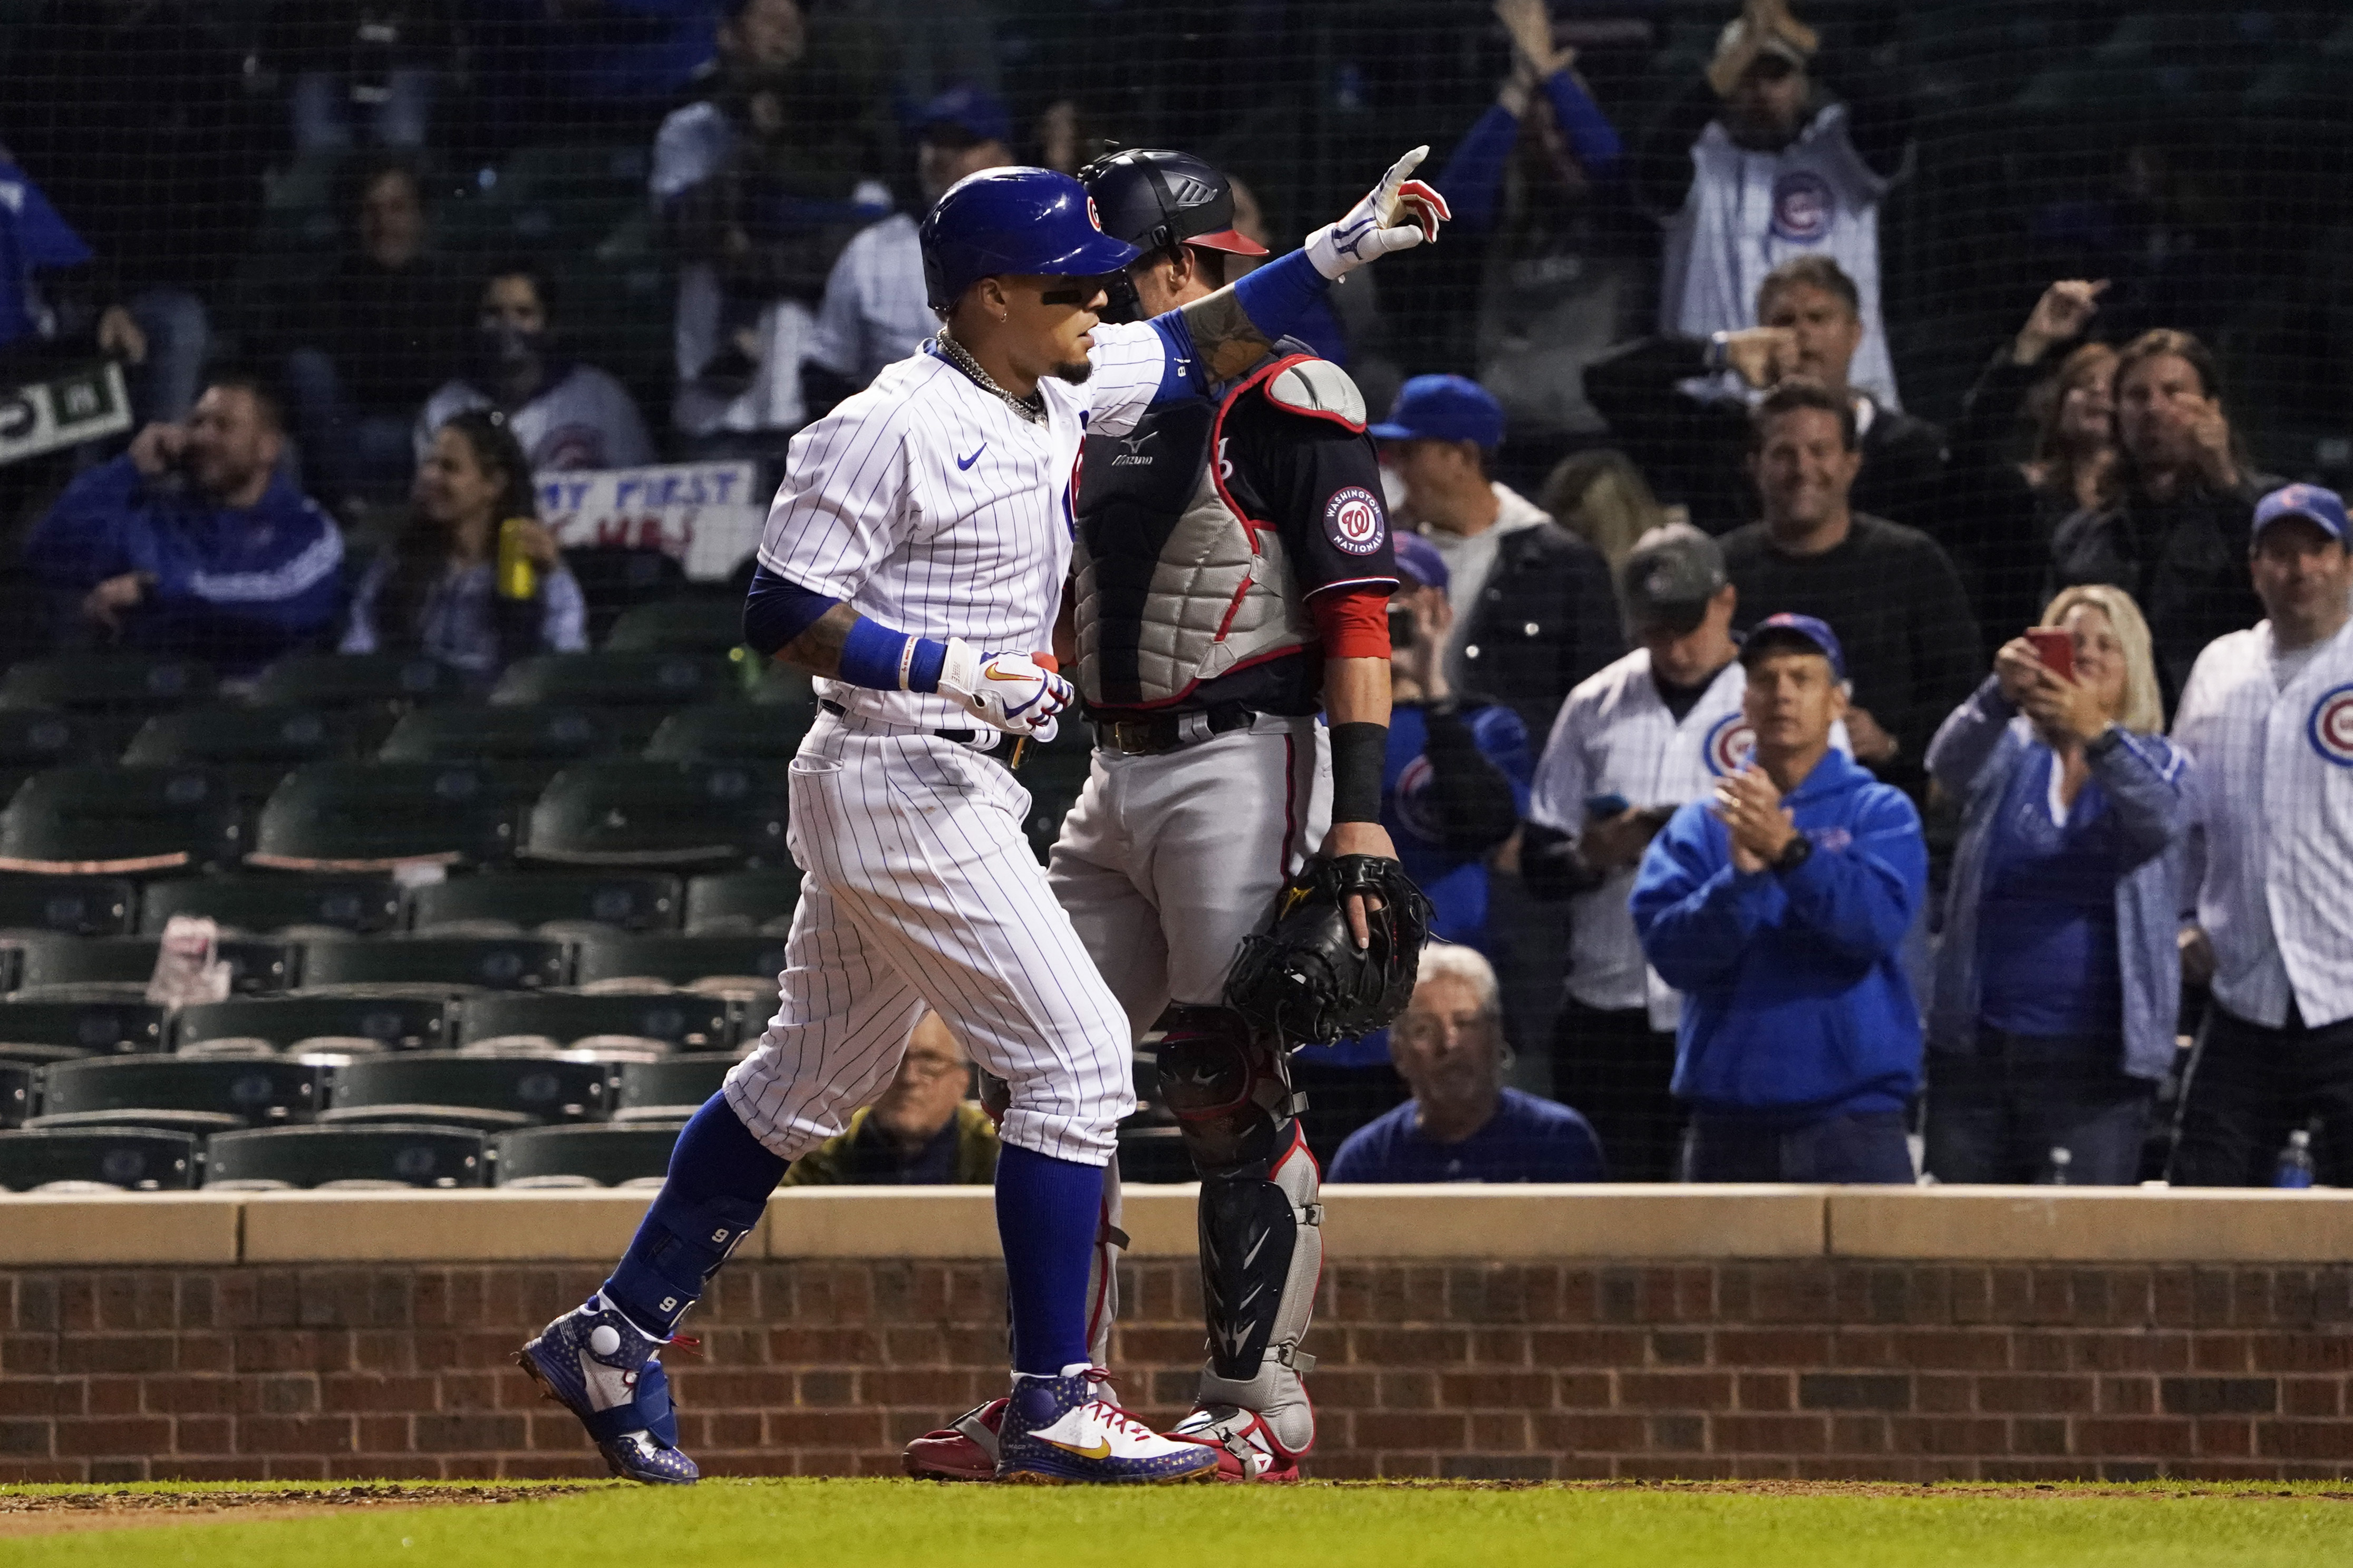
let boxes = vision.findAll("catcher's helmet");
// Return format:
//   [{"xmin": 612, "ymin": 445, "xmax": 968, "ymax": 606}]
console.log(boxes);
[
  {"xmin": 1225, "ymin": 856, "xmax": 1434, "ymax": 1045},
  {"xmin": 1078, "ymin": 148, "xmax": 1270, "ymax": 324},
  {"xmin": 918, "ymin": 165, "xmax": 1140, "ymax": 311}
]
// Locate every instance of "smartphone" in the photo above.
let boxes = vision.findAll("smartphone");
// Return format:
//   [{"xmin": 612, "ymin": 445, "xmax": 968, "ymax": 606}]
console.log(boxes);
[
  {"xmin": 1387, "ymin": 606, "xmax": 1415, "ymax": 650},
  {"xmin": 1584, "ymin": 793, "xmax": 1631, "ymax": 819},
  {"xmin": 2025, "ymin": 628, "xmax": 2074, "ymax": 680}
]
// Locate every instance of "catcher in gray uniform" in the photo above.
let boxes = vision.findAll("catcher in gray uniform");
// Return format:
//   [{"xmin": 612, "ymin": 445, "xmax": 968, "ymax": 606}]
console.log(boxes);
[{"xmin": 901, "ymin": 148, "xmax": 1442, "ymax": 1483}]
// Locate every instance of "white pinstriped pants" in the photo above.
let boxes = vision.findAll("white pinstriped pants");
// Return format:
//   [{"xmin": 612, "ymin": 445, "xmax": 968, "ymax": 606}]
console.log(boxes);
[{"xmin": 722, "ymin": 710, "xmax": 1135, "ymax": 1166}]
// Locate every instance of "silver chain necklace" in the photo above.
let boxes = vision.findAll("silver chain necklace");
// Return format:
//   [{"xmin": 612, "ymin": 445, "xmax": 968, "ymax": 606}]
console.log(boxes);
[{"xmin": 936, "ymin": 329, "xmax": 1046, "ymax": 424}]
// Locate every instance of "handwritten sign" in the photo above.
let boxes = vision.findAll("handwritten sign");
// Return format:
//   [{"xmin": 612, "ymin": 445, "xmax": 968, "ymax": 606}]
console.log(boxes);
[{"xmin": 535, "ymin": 461, "xmax": 766, "ymax": 581}]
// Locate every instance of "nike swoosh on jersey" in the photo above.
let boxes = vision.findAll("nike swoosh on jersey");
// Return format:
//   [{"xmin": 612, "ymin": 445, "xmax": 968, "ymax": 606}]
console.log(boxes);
[
  {"xmin": 1041, "ymin": 1434, "xmax": 1113, "ymax": 1460},
  {"xmin": 956, "ymin": 443, "xmax": 987, "ymax": 470}
]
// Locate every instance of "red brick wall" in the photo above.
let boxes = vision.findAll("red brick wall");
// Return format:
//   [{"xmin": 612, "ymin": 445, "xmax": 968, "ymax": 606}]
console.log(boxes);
[{"xmin": 5, "ymin": 1259, "xmax": 2352, "ymax": 1484}]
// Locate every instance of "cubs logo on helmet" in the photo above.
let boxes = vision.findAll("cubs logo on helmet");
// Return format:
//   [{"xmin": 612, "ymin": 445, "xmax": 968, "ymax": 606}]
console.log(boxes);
[
  {"xmin": 1702, "ymin": 713, "xmax": 1756, "ymax": 776},
  {"xmin": 2308, "ymin": 683, "xmax": 2353, "ymax": 768}
]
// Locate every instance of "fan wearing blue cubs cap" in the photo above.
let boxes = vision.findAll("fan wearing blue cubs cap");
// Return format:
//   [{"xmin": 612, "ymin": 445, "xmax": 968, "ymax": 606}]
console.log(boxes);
[
  {"xmin": 898, "ymin": 145, "xmax": 1430, "ymax": 1486},
  {"xmin": 1630, "ymin": 600, "xmax": 1929, "ymax": 1184},
  {"xmin": 519, "ymin": 147, "xmax": 1449, "ymax": 1488},
  {"xmin": 2170, "ymin": 482, "xmax": 2353, "ymax": 1187}
]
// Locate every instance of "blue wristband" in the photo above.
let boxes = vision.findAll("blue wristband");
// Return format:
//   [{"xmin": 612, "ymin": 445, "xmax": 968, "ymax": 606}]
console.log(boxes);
[{"xmin": 836, "ymin": 616, "xmax": 950, "ymax": 693}]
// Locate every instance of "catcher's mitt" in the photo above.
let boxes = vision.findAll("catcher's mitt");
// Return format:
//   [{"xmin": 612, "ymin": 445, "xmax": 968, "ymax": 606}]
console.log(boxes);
[{"xmin": 1224, "ymin": 855, "xmax": 1434, "ymax": 1045}]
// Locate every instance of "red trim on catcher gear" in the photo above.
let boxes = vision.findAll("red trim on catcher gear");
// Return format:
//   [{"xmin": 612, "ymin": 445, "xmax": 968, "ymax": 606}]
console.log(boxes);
[{"xmin": 1309, "ymin": 586, "xmax": 1391, "ymax": 661}]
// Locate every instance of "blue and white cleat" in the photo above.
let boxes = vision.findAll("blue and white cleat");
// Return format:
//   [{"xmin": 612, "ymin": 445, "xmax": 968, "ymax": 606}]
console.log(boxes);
[
  {"xmin": 517, "ymin": 1299, "xmax": 700, "ymax": 1485},
  {"xmin": 996, "ymin": 1368, "xmax": 1221, "ymax": 1485}
]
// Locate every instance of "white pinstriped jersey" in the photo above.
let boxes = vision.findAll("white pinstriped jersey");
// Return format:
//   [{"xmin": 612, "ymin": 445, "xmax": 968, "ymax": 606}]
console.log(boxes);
[
  {"xmin": 2173, "ymin": 615, "xmax": 2353, "ymax": 1030},
  {"xmin": 806, "ymin": 214, "xmax": 936, "ymax": 389},
  {"xmin": 757, "ymin": 320, "xmax": 1176, "ymax": 732}
]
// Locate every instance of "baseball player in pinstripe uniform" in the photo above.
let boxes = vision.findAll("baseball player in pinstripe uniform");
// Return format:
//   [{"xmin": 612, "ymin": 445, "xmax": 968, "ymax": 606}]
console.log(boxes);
[
  {"xmin": 519, "ymin": 152, "xmax": 1447, "ymax": 1486},
  {"xmin": 899, "ymin": 148, "xmax": 1437, "ymax": 1486}
]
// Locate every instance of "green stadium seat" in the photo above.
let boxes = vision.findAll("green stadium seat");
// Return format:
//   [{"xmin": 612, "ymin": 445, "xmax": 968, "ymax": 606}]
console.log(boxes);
[
  {"xmin": 524, "ymin": 761, "xmax": 788, "ymax": 867},
  {"xmin": 0, "ymin": 655, "xmax": 216, "ymax": 714},
  {"xmin": 140, "ymin": 874, "xmax": 404, "ymax": 937},
  {"xmin": 682, "ymin": 868, "xmax": 802, "ymax": 934},
  {"xmin": 0, "ymin": 996, "xmax": 167, "ymax": 1061},
  {"xmin": 326, "ymin": 1052, "xmax": 613, "ymax": 1126},
  {"xmin": 602, "ymin": 597, "xmax": 746, "ymax": 656},
  {"xmin": 0, "ymin": 875, "xmax": 136, "ymax": 936},
  {"xmin": 120, "ymin": 706, "xmax": 356, "ymax": 809},
  {"xmin": 247, "ymin": 652, "xmax": 462, "ymax": 711},
  {"xmin": 572, "ymin": 931, "xmax": 787, "ymax": 989},
  {"xmin": 642, "ymin": 702, "xmax": 813, "ymax": 764},
  {"xmin": 0, "ymin": 765, "xmax": 241, "ymax": 874},
  {"xmin": 376, "ymin": 704, "xmax": 624, "ymax": 784},
  {"xmin": 408, "ymin": 872, "xmax": 682, "ymax": 934},
  {"xmin": 615, "ymin": 1053, "xmax": 737, "ymax": 1122},
  {"xmin": 35, "ymin": 1055, "xmax": 328, "ymax": 1126},
  {"xmin": 0, "ymin": 1126, "xmax": 198, "ymax": 1191},
  {"xmin": 0, "ymin": 710, "xmax": 111, "ymax": 771},
  {"xmin": 458, "ymin": 991, "xmax": 733, "ymax": 1054},
  {"xmin": 13, "ymin": 934, "xmax": 294, "ymax": 995},
  {"xmin": 297, "ymin": 935, "xmax": 572, "ymax": 991},
  {"xmin": 249, "ymin": 762, "xmax": 522, "ymax": 870},
  {"xmin": 2, "ymin": 1060, "xmax": 30, "ymax": 1125},
  {"xmin": 1118, "ymin": 1122, "xmax": 1194, "ymax": 1184},
  {"xmin": 204, "ymin": 1124, "xmax": 486, "ymax": 1189},
  {"xmin": 176, "ymin": 994, "xmax": 455, "ymax": 1056},
  {"xmin": 491, "ymin": 651, "xmax": 731, "ymax": 709},
  {"xmin": 495, "ymin": 1122, "xmax": 682, "ymax": 1187}
]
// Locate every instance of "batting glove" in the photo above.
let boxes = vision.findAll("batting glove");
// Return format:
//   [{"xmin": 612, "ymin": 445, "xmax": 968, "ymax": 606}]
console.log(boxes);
[
  {"xmin": 1305, "ymin": 145, "xmax": 1453, "ymax": 280},
  {"xmin": 937, "ymin": 638, "xmax": 1073, "ymax": 741}
]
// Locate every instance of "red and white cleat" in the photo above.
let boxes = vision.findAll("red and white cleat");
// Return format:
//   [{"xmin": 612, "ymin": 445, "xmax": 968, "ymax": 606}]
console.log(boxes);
[
  {"xmin": 1170, "ymin": 1404, "xmax": 1305, "ymax": 1483},
  {"xmin": 903, "ymin": 1399, "xmax": 1005, "ymax": 1482}
]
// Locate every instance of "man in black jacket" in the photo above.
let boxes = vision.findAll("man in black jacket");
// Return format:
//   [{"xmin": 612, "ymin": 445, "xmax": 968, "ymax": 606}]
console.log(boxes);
[
  {"xmin": 1373, "ymin": 374, "xmax": 1623, "ymax": 738},
  {"xmin": 2048, "ymin": 328, "xmax": 2272, "ymax": 701},
  {"xmin": 1584, "ymin": 255, "xmax": 1943, "ymax": 538}
]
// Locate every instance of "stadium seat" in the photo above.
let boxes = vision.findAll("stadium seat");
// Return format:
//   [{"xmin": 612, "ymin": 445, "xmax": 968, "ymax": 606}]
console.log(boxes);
[
  {"xmin": 615, "ymin": 1053, "xmax": 738, "ymax": 1122},
  {"xmin": 0, "ymin": 1126, "xmax": 198, "ymax": 1191},
  {"xmin": 140, "ymin": 874, "xmax": 404, "ymax": 937},
  {"xmin": 249, "ymin": 762, "xmax": 522, "ymax": 870},
  {"xmin": 120, "ymin": 705, "xmax": 356, "ymax": 807},
  {"xmin": 0, "ymin": 996, "xmax": 167, "ymax": 1062},
  {"xmin": 297, "ymin": 935, "xmax": 571, "ymax": 991},
  {"xmin": 559, "ymin": 547, "xmax": 690, "ymax": 646},
  {"xmin": 177, "ymin": 995, "xmax": 455, "ymax": 1056},
  {"xmin": 573, "ymin": 932, "xmax": 787, "ymax": 989},
  {"xmin": 1117, "ymin": 1122, "xmax": 1194, "ymax": 1184},
  {"xmin": 602, "ymin": 597, "xmax": 745, "ymax": 656},
  {"xmin": 35, "ymin": 1055, "xmax": 328, "ymax": 1126},
  {"xmin": 491, "ymin": 651, "xmax": 731, "ymax": 710},
  {"xmin": 13, "ymin": 934, "xmax": 294, "ymax": 995},
  {"xmin": 524, "ymin": 761, "xmax": 788, "ymax": 867},
  {"xmin": 682, "ymin": 868, "xmax": 802, "ymax": 933},
  {"xmin": 0, "ymin": 875, "xmax": 137, "ymax": 937},
  {"xmin": 2, "ymin": 1061, "xmax": 29, "ymax": 1125},
  {"xmin": 247, "ymin": 652, "xmax": 462, "ymax": 712},
  {"xmin": 408, "ymin": 872, "xmax": 681, "ymax": 934},
  {"xmin": 458, "ymin": 990, "xmax": 733, "ymax": 1054},
  {"xmin": 325, "ymin": 1052, "xmax": 613, "ymax": 1126},
  {"xmin": 642, "ymin": 702, "xmax": 812, "ymax": 764},
  {"xmin": 495, "ymin": 1122, "xmax": 682, "ymax": 1186},
  {"xmin": 204, "ymin": 1124, "xmax": 486, "ymax": 1189},
  {"xmin": 376, "ymin": 705, "xmax": 624, "ymax": 792},
  {"xmin": 0, "ymin": 765, "xmax": 241, "ymax": 874},
  {"xmin": 0, "ymin": 709, "xmax": 112, "ymax": 772},
  {"xmin": 0, "ymin": 655, "xmax": 216, "ymax": 715}
]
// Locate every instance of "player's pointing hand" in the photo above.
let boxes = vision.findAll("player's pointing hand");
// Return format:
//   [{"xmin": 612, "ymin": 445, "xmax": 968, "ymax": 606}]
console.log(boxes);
[
  {"xmin": 937, "ymin": 639, "xmax": 1072, "ymax": 741},
  {"xmin": 1306, "ymin": 146, "xmax": 1452, "ymax": 280}
]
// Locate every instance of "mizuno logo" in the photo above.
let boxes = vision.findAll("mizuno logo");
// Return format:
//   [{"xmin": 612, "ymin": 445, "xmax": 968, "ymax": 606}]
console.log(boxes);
[
  {"xmin": 956, "ymin": 443, "xmax": 987, "ymax": 470},
  {"xmin": 1110, "ymin": 429, "xmax": 1159, "ymax": 468},
  {"xmin": 1042, "ymin": 1434, "xmax": 1113, "ymax": 1460}
]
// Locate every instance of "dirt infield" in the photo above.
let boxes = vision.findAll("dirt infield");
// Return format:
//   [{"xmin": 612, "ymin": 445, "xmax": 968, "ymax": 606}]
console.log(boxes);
[{"xmin": 0, "ymin": 1484, "xmax": 593, "ymax": 1538}]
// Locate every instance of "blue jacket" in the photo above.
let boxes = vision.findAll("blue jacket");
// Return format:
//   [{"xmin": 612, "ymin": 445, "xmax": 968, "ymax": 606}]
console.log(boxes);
[
  {"xmin": 1923, "ymin": 677, "xmax": 2190, "ymax": 1080},
  {"xmin": 26, "ymin": 455, "xmax": 344, "ymax": 674},
  {"xmin": 1630, "ymin": 747, "xmax": 1927, "ymax": 1121}
]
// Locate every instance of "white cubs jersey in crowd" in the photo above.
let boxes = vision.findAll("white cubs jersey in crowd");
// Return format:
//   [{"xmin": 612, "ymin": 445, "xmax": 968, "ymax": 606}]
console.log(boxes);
[
  {"xmin": 1660, "ymin": 102, "xmax": 1902, "ymax": 408},
  {"xmin": 757, "ymin": 320, "xmax": 1173, "ymax": 733},
  {"xmin": 2172, "ymin": 615, "xmax": 2353, "ymax": 1030},
  {"xmin": 806, "ymin": 213, "xmax": 937, "ymax": 391}
]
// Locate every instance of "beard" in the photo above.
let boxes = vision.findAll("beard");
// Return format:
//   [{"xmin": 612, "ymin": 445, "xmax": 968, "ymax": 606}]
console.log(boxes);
[{"xmin": 1051, "ymin": 357, "xmax": 1093, "ymax": 386}]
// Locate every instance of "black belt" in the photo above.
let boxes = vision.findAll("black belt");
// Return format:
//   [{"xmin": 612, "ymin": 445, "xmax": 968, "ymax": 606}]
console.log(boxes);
[
  {"xmin": 819, "ymin": 699, "xmax": 984, "ymax": 747},
  {"xmin": 1092, "ymin": 703, "xmax": 1259, "ymax": 757}
]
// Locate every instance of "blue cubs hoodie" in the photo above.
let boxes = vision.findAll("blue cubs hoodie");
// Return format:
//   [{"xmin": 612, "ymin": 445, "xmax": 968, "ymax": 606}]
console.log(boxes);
[{"xmin": 1629, "ymin": 748, "xmax": 1926, "ymax": 1122}]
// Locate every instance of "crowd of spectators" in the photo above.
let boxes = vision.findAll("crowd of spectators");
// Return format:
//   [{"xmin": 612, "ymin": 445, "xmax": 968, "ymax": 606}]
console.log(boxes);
[{"xmin": 0, "ymin": 0, "xmax": 2342, "ymax": 1190}]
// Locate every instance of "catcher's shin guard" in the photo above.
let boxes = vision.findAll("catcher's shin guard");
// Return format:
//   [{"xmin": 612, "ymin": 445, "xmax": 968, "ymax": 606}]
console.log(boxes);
[{"xmin": 1154, "ymin": 1005, "xmax": 1322, "ymax": 1463}]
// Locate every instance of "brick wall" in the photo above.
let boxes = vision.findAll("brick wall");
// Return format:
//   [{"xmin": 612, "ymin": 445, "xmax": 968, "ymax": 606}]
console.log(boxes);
[{"xmin": 6, "ymin": 1257, "xmax": 2353, "ymax": 1484}]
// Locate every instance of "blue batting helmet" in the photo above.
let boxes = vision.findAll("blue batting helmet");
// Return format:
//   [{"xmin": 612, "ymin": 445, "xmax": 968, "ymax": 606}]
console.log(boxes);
[{"xmin": 918, "ymin": 166, "xmax": 1141, "ymax": 312}]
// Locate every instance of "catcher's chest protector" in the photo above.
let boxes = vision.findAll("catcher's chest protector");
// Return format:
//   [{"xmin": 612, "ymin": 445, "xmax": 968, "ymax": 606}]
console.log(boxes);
[{"xmin": 1070, "ymin": 379, "xmax": 1314, "ymax": 710}]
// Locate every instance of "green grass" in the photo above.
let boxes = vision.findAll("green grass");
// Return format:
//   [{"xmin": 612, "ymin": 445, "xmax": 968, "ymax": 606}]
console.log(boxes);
[{"xmin": 5, "ymin": 1479, "xmax": 2351, "ymax": 1567}]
